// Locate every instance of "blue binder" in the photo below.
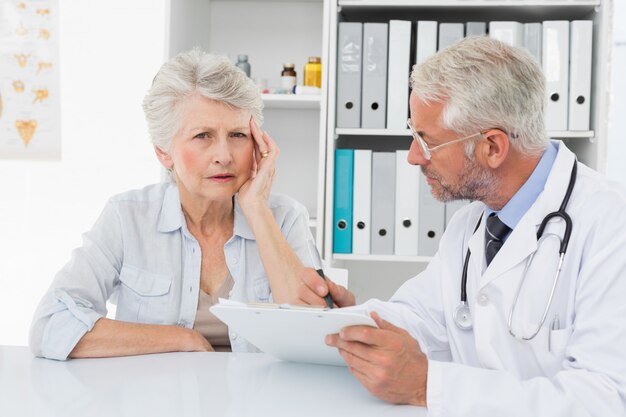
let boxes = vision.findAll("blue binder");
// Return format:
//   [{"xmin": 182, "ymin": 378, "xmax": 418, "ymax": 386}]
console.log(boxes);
[{"xmin": 333, "ymin": 149, "xmax": 354, "ymax": 254}]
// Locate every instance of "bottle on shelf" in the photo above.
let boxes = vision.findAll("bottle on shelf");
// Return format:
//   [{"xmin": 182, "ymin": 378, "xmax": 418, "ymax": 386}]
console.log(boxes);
[
  {"xmin": 236, "ymin": 54, "xmax": 251, "ymax": 77},
  {"xmin": 304, "ymin": 56, "xmax": 322, "ymax": 88},
  {"xmin": 281, "ymin": 63, "xmax": 297, "ymax": 93}
]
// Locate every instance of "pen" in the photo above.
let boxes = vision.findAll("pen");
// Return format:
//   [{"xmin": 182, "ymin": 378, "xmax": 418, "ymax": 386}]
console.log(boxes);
[
  {"xmin": 548, "ymin": 313, "xmax": 560, "ymax": 352},
  {"xmin": 316, "ymin": 268, "xmax": 334, "ymax": 309}
]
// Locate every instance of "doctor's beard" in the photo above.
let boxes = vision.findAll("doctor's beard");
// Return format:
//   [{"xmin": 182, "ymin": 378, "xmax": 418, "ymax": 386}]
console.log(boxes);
[{"xmin": 421, "ymin": 154, "xmax": 499, "ymax": 203}]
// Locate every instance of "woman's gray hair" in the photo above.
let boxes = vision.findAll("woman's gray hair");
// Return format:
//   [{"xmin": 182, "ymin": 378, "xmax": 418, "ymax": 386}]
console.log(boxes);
[
  {"xmin": 143, "ymin": 48, "xmax": 264, "ymax": 151},
  {"xmin": 410, "ymin": 36, "xmax": 548, "ymax": 156}
]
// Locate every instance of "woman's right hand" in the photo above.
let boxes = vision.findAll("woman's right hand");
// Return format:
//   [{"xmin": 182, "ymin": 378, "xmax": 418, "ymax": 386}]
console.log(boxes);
[{"xmin": 297, "ymin": 268, "xmax": 356, "ymax": 307}]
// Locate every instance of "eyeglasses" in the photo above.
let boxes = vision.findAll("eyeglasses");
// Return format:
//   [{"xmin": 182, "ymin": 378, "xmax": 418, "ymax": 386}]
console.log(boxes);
[{"xmin": 406, "ymin": 118, "xmax": 485, "ymax": 161}]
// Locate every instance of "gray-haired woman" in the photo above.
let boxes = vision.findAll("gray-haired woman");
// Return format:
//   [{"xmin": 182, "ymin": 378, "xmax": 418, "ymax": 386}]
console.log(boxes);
[{"xmin": 29, "ymin": 49, "xmax": 320, "ymax": 360}]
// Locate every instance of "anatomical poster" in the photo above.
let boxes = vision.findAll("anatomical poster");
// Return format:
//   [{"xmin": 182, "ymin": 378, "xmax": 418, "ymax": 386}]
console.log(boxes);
[{"xmin": 0, "ymin": 0, "xmax": 60, "ymax": 160}]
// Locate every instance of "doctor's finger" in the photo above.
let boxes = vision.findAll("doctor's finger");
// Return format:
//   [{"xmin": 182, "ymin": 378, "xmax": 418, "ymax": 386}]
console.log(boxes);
[
  {"xmin": 339, "ymin": 347, "xmax": 394, "ymax": 385},
  {"xmin": 371, "ymin": 312, "xmax": 411, "ymax": 336}
]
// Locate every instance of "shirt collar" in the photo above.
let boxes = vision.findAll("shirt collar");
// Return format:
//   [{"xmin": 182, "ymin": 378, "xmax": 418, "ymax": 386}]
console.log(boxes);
[
  {"xmin": 158, "ymin": 182, "xmax": 185, "ymax": 233},
  {"xmin": 157, "ymin": 184, "xmax": 256, "ymax": 240},
  {"xmin": 487, "ymin": 141, "xmax": 558, "ymax": 230}
]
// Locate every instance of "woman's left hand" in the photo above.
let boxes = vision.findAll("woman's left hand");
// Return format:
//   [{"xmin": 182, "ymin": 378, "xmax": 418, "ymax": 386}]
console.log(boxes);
[{"xmin": 237, "ymin": 117, "xmax": 280, "ymax": 216}]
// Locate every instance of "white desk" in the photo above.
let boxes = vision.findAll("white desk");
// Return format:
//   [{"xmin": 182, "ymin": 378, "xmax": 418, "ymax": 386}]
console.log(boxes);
[{"xmin": 0, "ymin": 346, "xmax": 426, "ymax": 417}]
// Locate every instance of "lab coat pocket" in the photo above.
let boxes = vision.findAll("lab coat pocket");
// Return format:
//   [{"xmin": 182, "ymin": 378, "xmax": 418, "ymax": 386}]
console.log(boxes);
[
  {"xmin": 530, "ymin": 324, "xmax": 573, "ymax": 376},
  {"xmin": 117, "ymin": 264, "xmax": 173, "ymax": 324}
]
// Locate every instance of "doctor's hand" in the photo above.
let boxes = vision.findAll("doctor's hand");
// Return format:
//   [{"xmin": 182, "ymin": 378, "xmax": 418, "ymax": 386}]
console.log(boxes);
[
  {"xmin": 296, "ymin": 267, "xmax": 356, "ymax": 307},
  {"xmin": 326, "ymin": 312, "xmax": 428, "ymax": 407}
]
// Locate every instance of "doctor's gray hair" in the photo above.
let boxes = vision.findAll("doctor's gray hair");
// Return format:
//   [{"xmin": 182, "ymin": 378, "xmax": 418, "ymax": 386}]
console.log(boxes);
[
  {"xmin": 142, "ymin": 48, "xmax": 264, "ymax": 151},
  {"xmin": 410, "ymin": 36, "xmax": 547, "ymax": 156}
]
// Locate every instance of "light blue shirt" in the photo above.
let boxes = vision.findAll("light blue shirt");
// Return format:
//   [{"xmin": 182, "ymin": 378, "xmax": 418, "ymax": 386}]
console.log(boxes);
[
  {"xmin": 29, "ymin": 182, "xmax": 319, "ymax": 360},
  {"xmin": 487, "ymin": 141, "xmax": 559, "ymax": 238}
]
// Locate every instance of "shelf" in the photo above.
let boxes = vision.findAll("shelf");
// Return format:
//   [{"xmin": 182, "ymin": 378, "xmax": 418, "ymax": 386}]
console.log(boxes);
[
  {"xmin": 336, "ymin": 128, "xmax": 410, "ymax": 137},
  {"xmin": 337, "ymin": 1, "xmax": 601, "ymax": 21},
  {"xmin": 262, "ymin": 94, "xmax": 321, "ymax": 110},
  {"xmin": 333, "ymin": 254, "xmax": 433, "ymax": 262},
  {"xmin": 336, "ymin": 128, "xmax": 595, "ymax": 139},
  {"xmin": 339, "ymin": 0, "xmax": 600, "ymax": 7}
]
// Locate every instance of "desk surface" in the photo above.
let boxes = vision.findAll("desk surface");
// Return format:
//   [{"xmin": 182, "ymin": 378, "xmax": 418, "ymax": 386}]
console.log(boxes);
[{"xmin": 0, "ymin": 346, "xmax": 425, "ymax": 417}]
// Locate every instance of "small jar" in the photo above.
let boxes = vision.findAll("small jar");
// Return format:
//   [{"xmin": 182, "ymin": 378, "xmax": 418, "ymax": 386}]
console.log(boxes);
[
  {"xmin": 303, "ymin": 56, "xmax": 321, "ymax": 88},
  {"xmin": 281, "ymin": 63, "xmax": 297, "ymax": 93},
  {"xmin": 235, "ymin": 54, "xmax": 251, "ymax": 77}
]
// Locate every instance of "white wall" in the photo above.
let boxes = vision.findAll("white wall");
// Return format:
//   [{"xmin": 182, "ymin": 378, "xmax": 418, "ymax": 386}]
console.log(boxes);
[
  {"xmin": 607, "ymin": 0, "xmax": 626, "ymax": 185},
  {"xmin": 0, "ymin": 0, "xmax": 166, "ymax": 346}
]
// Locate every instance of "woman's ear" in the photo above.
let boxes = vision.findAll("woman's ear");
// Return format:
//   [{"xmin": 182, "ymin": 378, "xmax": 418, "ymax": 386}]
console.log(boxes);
[
  {"xmin": 480, "ymin": 129, "xmax": 509, "ymax": 169},
  {"xmin": 154, "ymin": 146, "xmax": 173, "ymax": 169}
]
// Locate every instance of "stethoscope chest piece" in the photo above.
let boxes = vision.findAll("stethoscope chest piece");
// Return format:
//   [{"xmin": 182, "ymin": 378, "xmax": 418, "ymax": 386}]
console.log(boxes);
[{"xmin": 454, "ymin": 301, "xmax": 473, "ymax": 330}]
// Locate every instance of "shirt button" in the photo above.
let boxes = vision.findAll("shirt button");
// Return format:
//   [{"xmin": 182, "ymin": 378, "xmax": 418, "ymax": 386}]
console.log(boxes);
[
  {"xmin": 477, "ymin": 293, "xmax": 489, "ymax": 306},
  {"xmin": 231, "ymin": 332, "xmax": 238, "ymax": 340},
  {"xmin": 228, "ymin": 290, "xmax": 233, "ymax": 297},
  {"xmin": 232, "ymin": 258, "xmax": 238, "ymax": 264},
  {"xmin": 189, "ymin": 286, "xmax": 193, "ymax": 293}
]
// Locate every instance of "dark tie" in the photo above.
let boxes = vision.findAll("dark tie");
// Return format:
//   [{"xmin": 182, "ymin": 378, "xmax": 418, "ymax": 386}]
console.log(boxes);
[{"xmin": 485, "ymin": 213, "xmax": 511, "ymax": 266}]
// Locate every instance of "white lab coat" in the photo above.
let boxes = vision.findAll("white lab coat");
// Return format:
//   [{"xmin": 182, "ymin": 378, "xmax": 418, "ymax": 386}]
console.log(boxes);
[{"xmin": 365, "ymin": 141, "xmax": 626, "ymax": 417}]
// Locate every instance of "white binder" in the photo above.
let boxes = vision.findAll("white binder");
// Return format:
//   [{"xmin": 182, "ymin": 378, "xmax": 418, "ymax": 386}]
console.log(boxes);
[
  {"xmin": 352, "ymin": 150, "xmax": 372, "ymax": 254},
  {"xmin": 489, "ymin": 21, "xmax": 524, "ymax": 47},
  {"xmin": 371, "ymin": 152, "xmax": 396, "ymax": 255},
  {"xmin": 438, "ymin": 23, "xmax": 464, "ymax": 50},
  {"xmin": 336, "ymin": 22, "xmax": 363, "ymax": 128},
  {"xmin": 523, "ymin": 23, "xmax": 542, "ymax": 64},
  {"xmin": 445, "ymin": 200, "xmax": 469, "ymax": 229},
  {"xmin": 568, "ymin": 20, "xmax": 593, "ymax": 131},
  {"xmin": 394, "ymin": 151, "xmax": 420, "ymax": 256},
  {"xmin": 543, "ymin": 20, "xmax": 570, "ymax": 132},
  {"xmin": 418, "ymin": 175, "xmax": 445, "ymax": 256},
  {"xmin": 386, "ymin": 20, "xmax": 412, "ymax": 129},
  {"xmin": 416, "ymin": 21, "xmax": 438, "ymax": 64},
  {"xmin": 466, "ymin": 22, "xmax": 486, "ymax": 37},
  {"xmin": 361, "ymin": 23, "xmax": 388, "ymax": 129}
]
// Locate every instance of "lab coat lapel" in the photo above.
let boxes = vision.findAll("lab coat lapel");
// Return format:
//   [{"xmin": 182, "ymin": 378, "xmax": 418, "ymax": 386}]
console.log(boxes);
[{"xmin": 477, "ymin": 141, "xmax": 576, "ymax": 290}]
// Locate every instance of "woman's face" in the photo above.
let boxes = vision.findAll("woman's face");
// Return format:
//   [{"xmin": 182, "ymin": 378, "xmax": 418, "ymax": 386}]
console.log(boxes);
[{"xmin": 158, "ymin": 94, "xmax": 255, "ymax": 203}]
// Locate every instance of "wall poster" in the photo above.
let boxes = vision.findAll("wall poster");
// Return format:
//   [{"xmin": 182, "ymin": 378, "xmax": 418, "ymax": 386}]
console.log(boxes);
[{"xmin": 0, "ymin": 0, "xmax": 60, "ymax": 160}]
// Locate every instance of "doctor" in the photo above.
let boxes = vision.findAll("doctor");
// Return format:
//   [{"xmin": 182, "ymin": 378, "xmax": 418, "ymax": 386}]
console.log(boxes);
[{"xmin": 299, "ymin": 37, "xmax": 626, "ymax": 416}]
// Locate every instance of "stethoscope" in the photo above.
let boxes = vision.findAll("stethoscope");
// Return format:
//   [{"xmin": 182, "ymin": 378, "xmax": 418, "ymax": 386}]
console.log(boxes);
[{"xmin": 453, "ymin": 160, "xmax": 577, "ymax": 340}]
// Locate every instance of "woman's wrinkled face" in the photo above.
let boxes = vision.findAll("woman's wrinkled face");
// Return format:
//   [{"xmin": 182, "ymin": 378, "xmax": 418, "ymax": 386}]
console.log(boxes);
[{"xmin": 157, "ymin": 94, "xmax": 254, "ymax": 202}]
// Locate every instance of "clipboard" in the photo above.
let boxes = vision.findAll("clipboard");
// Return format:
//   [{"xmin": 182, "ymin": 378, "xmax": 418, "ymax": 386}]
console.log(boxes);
[{"xmin": 210, "ymin": 300, "xmax": 377, "ymax": 366}]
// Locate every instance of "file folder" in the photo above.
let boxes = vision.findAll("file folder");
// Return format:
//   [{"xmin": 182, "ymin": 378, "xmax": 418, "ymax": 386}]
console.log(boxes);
[
  {"xmin": 438, "ymin": 23, "xmax": 464, "ymax": 50},
  {"xmin": 211, "ymin": 300, "xmax": 376, "ymax": 366},
  {"xmin": 352, "ymin": 150, "xmax": 372, "ymax": 254},
  {"xmin": 418, "ymin": 175, "xmax": 445, "ymax": 256},
  {"xmin": 489, "ymin": 21, "xmax": 524, "ymax": 47},
  {"xmin": 386, "ymin": 20, "xmax": 412, "ymax": 129},
  {"xmin": 361, "ymin": 23, "xmax": 388, "ymax": 129},
  {"xmin": 371, "ymin": 152, "xmax": 396, "ymax": 255},
  {"xmin": 394, "ymin": 151, "xmax": 420, "ymax": 255},
  {"xmin": 543, "ymin": 21, "xmax": 570, "ymax": 132},
  {"xmin": 416, "ymin": 21, "xmax": 438, "ymax": 64},
  {"xmin": 523, "ymin": 23, "xmax": 542, "ymax": 64},
  {"xmin": 466, "ymin": 22, "xmax": 486, "ymax": 37},
  {"xmin": 336, "ymin": 22, "xmax": 363, "ymax": 128},
  {"xmin": 333, "ymin": 149, "xmax": 354, "ymax": 254},
  {"xmin": 568, "ymin": 20, "xmax": 593, "ymax": 131}
]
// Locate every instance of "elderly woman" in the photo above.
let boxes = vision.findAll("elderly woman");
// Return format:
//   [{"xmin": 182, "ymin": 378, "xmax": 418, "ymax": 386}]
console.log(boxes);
[{"xmin": 29, "ymin": 49, "xmax": 320, "ymax": 360}]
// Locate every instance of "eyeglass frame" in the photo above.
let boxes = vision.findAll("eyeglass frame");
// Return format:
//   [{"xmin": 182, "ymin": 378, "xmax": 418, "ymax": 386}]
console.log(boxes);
[{"xmin": 406, "ymin": 118, "xmax": 501, "ymax": 161}]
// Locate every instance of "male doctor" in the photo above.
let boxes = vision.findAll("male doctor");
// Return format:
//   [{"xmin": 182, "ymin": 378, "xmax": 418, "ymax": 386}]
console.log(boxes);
[{"xmin": 299, "ymin": 36, "xmax": 626, "ymax": 416}]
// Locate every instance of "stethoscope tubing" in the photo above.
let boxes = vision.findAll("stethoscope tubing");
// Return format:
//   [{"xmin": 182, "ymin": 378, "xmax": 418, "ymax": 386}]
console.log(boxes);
[{"xmin": 455, "ymin": 159, "xmax": 577, "ymax": 335}]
